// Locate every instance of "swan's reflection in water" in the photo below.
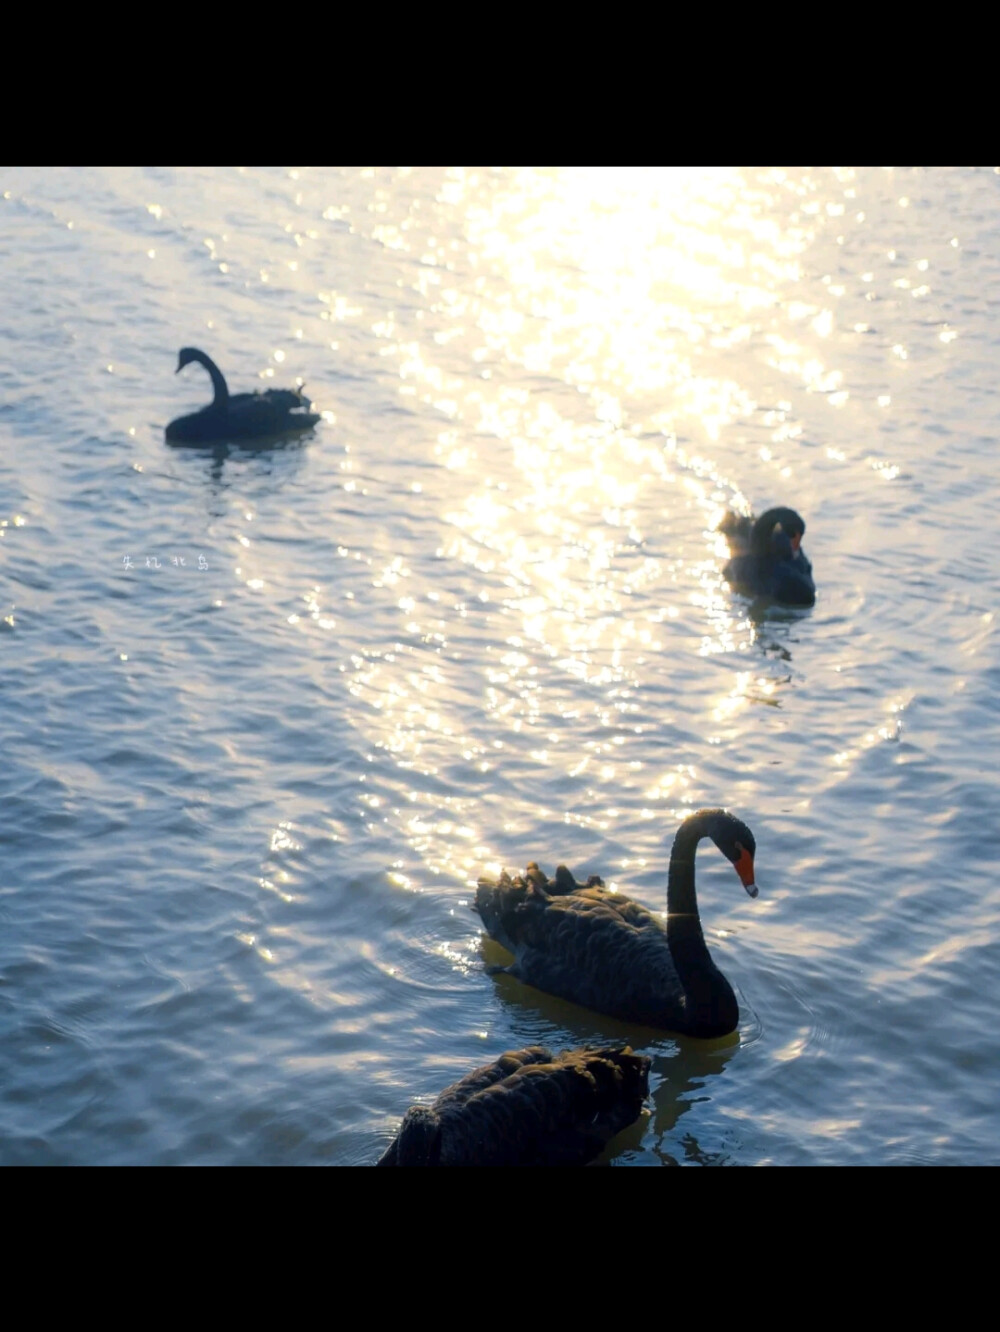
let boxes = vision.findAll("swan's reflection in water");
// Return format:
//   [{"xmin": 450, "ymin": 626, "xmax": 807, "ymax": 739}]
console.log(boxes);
[
  {"xmin": 706, "ymin": 604, "xmax": 808, "ymax": 725},
  {"xmin": 644, "ymin": 1037, "xmax": 741, "ymax": 1167},
  {"xmin": 167, "ymin": 431, "xmax": 315, "ymax": 490},
  {"xmin": 746, "ymin": 598, "xmax": 813, "ymax": 659}
]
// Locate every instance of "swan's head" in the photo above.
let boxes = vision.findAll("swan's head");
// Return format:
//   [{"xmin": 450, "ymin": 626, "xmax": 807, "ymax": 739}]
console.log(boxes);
[
  {"xmin": 752, "ymin": 507, "xmax": 806, "ymax": 556},
  {"xmin": 176, "ymin": 347, "xmax": 204, "ymax": 374},
  {"xmin": 699, "ymin": 809, "xmax": 758, "ymax": 898}
]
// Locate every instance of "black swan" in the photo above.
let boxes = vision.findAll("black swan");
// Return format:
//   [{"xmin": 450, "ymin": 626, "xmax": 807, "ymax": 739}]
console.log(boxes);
[
  {"xmin": 376, "ymin": 1044, "xmax": 650, "ymax": 1166},
  {"xmin": 719, "ymin": 506, "xmax": 816, "ymax": 607},
  {"xmin": 165, "ymin": 347, "xmax": 320, "ymax": 444},
  {"xmin": 475, "ymin": 808, "xmax": 759, "ymax": 1039}
]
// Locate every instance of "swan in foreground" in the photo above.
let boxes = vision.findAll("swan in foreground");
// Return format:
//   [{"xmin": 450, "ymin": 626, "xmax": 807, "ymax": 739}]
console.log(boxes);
[
  {"xmin": 376, "ymin": 1045, "xmax": 650, "ymax": 1166},
  {"xmin": 719, "ymin": 506, "xmax": 815, "ymax": 606},
  {"xmin": 475, "ymin": 808, "xmax": 759, "ymax": 1039},
  {"xmin": 165, "ymin": 347, "xmax": 320, "ymax": 444}
]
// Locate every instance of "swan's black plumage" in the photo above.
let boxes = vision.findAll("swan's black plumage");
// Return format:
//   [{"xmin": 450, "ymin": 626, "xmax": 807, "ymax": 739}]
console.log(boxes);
[
  {"xmin": 376, "ymin": 1045, "xmax": 650, "ymax": 1166},
  {"xmin": 720, "ymin": 505, "xmax": 815, "ymax": 606},
  {"xmin": 165, "ymin": 347, "xmax": 320, "ymax": 444},
  {"xmin": 522, "ymin": 862, "xmax": 606, "ymax": 896},
  {"xmin": 475, "ymin": 808, "xmax": 759, "ymax": 1039}
]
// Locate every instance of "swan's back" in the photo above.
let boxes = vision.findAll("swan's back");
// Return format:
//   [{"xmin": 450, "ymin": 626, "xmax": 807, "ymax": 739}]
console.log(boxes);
[
  {"xmin": 475, "ymin": 868, "xmax": 687, "ymax": 1028},
  {"xmin": 376, "ymin": 1045, "xmax": 650, "ymax": 1166},
  {"xmin": 223, "ymin": 388, "xmax": 319, "ymax": 438},
  {"xmin": 166, "ymin": 390, "xmax": 320, "ymax": 445}
]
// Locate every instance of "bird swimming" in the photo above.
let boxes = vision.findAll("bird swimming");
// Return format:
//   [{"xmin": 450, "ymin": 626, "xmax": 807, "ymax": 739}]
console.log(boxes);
[
  {"xmin": 165, "ymin": 347, "xmax": 320, "ymax": 445},
  {"xmin": 719, "ymin": 505, "xmax": 816, "ymax": 606},
  {"xmin": 475, "ymin": 808, "xmax": 759, "ymax": 1039},
  {"xmin": 376, "ymin": 1044, "xmax": 651, "ymax": 1166}
]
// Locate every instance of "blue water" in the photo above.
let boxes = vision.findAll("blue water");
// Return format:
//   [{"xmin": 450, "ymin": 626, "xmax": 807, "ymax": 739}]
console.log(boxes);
[{"xmin": 2, "ymin": 166, "xmax": 998, "ymax": 1164}]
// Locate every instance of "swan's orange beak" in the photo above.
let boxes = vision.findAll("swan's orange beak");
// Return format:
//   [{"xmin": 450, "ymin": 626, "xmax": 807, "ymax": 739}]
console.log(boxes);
[{"xmin": 733, "ymin": 845, "xmax": 758, "ymax": 898}]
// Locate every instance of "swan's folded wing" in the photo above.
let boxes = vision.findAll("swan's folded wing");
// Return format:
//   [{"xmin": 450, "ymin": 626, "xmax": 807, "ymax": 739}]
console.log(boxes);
[
  {"xmin": 433, "ymin": 1046, "xmax": 650, "ymax": 1166},
  {"xmin": 434, "ymin": 1045, "xmax": 554, "ymax": 1107}
]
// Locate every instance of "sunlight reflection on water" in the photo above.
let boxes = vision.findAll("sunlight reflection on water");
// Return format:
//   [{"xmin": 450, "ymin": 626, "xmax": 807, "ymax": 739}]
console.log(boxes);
[{"xmin": 3, "ymin": 166, "xmax": 1000, "ymax": 1164}]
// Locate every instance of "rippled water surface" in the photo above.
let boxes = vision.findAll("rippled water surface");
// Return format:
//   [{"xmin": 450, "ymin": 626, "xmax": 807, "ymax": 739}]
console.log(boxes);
[{"xmin": 2, "ymin": 166, "xmax": 999, "ymax": 1165}]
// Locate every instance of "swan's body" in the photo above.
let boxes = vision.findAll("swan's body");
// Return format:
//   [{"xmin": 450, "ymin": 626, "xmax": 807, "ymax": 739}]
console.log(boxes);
[
  {"xmin": 475, "ymin": 809, "xmax": 758, "ymax": 1039},
  {"xmin": 165, "ymin": 347, "xmax": 320, "ymax": 444},
  {"xmin": 720, "ymin": 506, "xmax": 815, "ymax": 606},
  {"xmin": 376, "ymin": 1044, "xmax": 650, "ymax": 1166}
]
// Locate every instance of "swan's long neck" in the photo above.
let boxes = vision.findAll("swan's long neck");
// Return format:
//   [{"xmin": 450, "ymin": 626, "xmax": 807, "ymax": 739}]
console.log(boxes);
[
  {"xmin": 195, "ymin": 351, "xmax": 229, "ymax": 408},
  {"xmin": 664, "ymin": 812, "xmax": 739, "ymax": 1034},
  {"xmin": 665, "ymin": 816, "xmax": 709, "ymax": 952}
]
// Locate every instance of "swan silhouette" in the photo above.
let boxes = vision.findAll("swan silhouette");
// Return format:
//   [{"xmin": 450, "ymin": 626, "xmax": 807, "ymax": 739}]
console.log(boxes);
[
  {"xmin": 719, "ymin": 506, "xmax": 815, "ymax": 606},
  {"xmin": 376, "ymin": 1044, "xmax": 650, "ymax": 1166},
  {"xmin": 475, "ymin": 808, "xmax": 758, "ymax": 1039},
  {"xmin": 165, "ymin": 347, "xmax": 320, "ymax": 444}
]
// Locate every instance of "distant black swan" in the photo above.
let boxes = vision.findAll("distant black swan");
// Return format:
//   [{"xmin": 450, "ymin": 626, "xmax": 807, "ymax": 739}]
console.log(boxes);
[
  {"xmin": 475, "ymin": 809, "xmax": 759, "ymax": 1039},
  {"xmin": 165, "ymin": 347, "xmax": 320, "ymax": 444},
  {"xmin": 719, "ymin": 506, "xmax": 815, "ymax": 606},
  {"xmin": 376, "ymin": 1045, "xmax": 650, "ymax": 1166}
]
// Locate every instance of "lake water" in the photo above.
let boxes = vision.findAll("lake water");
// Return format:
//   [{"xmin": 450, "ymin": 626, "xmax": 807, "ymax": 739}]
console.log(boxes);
[{"xmin": 2, "ymin": 165, "xmax": 998, "ymax": 1165}]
